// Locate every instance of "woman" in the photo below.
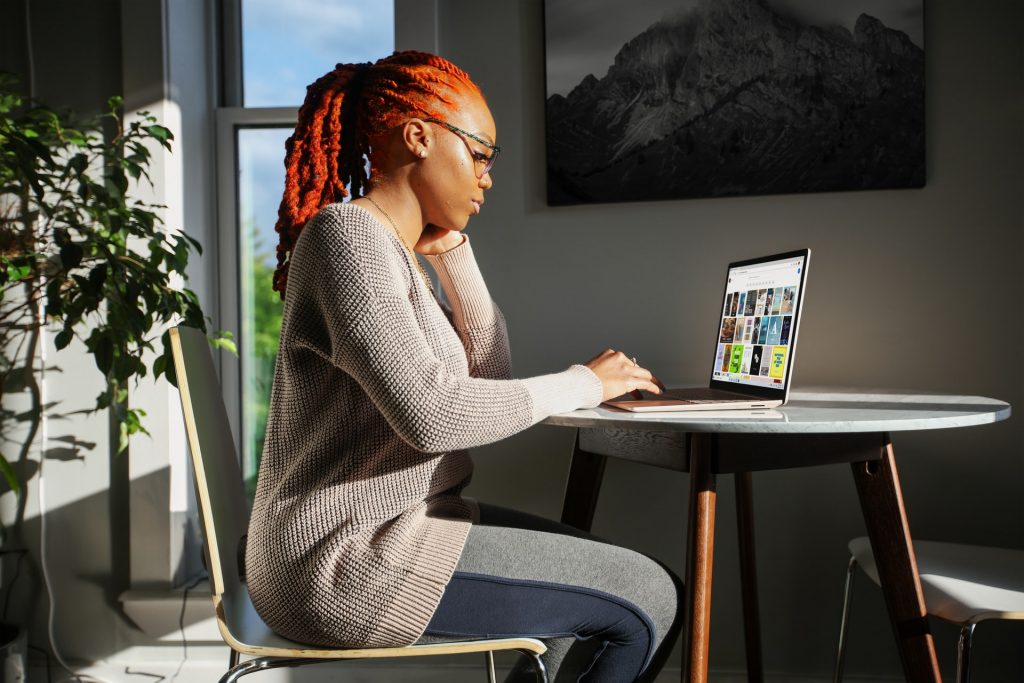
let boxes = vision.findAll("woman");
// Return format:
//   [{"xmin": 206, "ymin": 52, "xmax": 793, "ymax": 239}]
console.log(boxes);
[{"xmin": 246, "ymin": 51, "xmax": 682, "ymax": 682}]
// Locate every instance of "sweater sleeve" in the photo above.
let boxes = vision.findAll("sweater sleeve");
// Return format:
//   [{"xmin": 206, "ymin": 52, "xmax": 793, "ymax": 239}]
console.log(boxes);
[
  {"xmin": 292, "ymin": 210, "xmax": 602, "ymax": 453},
  {"xmin": 422, "ymin": 236, "xmax": 512, "ymax": 380}
]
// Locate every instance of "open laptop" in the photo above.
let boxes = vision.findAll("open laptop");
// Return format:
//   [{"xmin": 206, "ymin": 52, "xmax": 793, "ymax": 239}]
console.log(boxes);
[{"xmin": 605, "ymin": 249, "xmax": 810, "ymax": 412}]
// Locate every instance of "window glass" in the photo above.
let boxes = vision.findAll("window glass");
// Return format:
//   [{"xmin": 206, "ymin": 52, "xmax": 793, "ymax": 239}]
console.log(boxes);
[
  {"xmin": 242, "ymin": 0, "xmax": 395, "ymax": 107},
  {"xmin": 237, "ymin": 127, "xmax": 290, "ymax": 495}
]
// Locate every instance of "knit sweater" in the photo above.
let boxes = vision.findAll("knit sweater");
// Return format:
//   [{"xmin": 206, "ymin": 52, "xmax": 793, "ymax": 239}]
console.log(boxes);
[{"xmin": 245, "ymin": 202, "xmax": 603, "ymax": 648}]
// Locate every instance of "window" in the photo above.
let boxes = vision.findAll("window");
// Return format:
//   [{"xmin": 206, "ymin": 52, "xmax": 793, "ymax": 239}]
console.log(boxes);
[
  {"xmin": 219, "ymin": 1, "xmax": 395, "ymax": 495},
  {"xmin": 236, "ymin": 127, "xmax": 290, "ymax": 496},
  {"xmin": 242, "ymin": 0, "xmax": 395, "ymax": 107}
]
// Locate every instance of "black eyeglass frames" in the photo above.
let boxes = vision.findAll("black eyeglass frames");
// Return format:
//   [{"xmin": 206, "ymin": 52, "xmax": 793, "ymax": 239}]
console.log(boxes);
[{"xmin": 423, "ymin": 118, "xmax": 500, "ymax": 177}]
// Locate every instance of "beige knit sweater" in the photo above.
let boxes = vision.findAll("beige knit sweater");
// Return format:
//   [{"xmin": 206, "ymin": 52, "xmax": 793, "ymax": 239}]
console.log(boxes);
[{"xmin": 245, "ymin": 203, "xmax": 603, "ymax": 648}]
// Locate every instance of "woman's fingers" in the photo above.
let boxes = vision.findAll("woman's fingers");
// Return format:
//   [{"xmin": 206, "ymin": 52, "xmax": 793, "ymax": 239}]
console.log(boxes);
[
  {"xmin": 622, "ymin": 362, "xmax": 661, "ymax": 395},
  {"xmin": 625, "ymin": 376, "xmax": 662, "ymax": 393},
  {"xmin": 584, "ymin": 349, "xmax": 662, "ymax": 399}
]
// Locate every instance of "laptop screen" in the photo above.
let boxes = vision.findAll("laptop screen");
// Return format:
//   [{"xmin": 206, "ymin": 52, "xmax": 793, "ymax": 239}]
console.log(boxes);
[{"xmin": 710, "ymin": 250, "xmax": 809, "ymax": 394}]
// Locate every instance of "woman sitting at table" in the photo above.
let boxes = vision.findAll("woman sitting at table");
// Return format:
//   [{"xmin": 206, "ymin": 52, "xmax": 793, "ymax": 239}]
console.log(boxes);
[{"xmin": 244, "ymin": 50, "xmax": 682, "ymax": 682}]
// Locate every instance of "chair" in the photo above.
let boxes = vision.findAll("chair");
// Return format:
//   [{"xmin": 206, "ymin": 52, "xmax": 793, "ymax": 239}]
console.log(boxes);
[
  {"xmin": 833, "ymin": 536, "xmax": 1024, "ymax": 683},
  {"xmin": 168, "ymin": 326, "xmax": 548, "ymax": 683}
]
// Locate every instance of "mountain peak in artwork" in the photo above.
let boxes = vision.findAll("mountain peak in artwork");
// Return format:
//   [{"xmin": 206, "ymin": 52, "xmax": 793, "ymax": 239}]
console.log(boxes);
[{"xmin": 545, "ymin": 0, "xmax": 925, "ymax": 205}]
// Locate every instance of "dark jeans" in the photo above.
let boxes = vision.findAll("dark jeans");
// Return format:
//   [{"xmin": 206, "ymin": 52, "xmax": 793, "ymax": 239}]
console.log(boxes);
[{"xmin": 418, "ymin": 503, "xmax": 684, "ymax": 682}]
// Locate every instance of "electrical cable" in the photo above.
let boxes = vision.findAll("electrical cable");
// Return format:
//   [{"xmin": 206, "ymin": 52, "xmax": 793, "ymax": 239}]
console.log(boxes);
[
  {"xmin": 123, "ymin": 668, "xmax": 164, "ymax": 683},
  {"xmin": 167, "ymin": 574, "xmax": 206, "ymax": 683},
  {"xmin": 35, "ymin": 351, "xmax": 110, "ymax": 683}
]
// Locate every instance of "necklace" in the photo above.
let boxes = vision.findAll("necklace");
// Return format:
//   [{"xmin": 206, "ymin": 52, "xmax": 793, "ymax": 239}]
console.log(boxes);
[{"xmin": 363, "ymin": 194, "xmax": 433, "ymax": 293}]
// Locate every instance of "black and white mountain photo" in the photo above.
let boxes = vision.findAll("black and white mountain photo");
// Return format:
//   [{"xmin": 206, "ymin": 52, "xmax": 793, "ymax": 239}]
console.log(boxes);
[{"xmin": 544, "ymin": 0, "xmax": 925, "ymax": 205}]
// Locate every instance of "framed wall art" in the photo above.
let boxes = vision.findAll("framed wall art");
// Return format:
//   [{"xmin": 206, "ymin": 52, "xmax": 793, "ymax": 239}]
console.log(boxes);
[{"xmin": 544, "ymin": 0, "xmax": 925, "ymax": 205}]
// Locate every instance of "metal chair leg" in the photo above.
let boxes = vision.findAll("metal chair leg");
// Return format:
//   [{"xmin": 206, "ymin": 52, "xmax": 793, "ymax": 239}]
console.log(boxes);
[
  {"xmin": 516, "ymin": 649, "xmax": 548, "ymax": 683},
  {"xmin": 228, "ymin": 649, "xmax": 239, "ymax": 669},
  {"xmin": 219, "ymin": 656, "xmax": 326, "ymax": 683},
  {"xmin": 833, "ymin": 556, "xmax": 859, "ymax": 683},
  {"xmin": 956, "ymin": 622, "xmax": 976, "ymax": 683},
  {"xmin": 486, "ymin": 650, "xmax": 497, "ymax": 683}
]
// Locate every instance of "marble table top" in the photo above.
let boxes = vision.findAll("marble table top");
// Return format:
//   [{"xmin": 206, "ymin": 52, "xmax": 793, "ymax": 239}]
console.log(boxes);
[{"xmin": 542, "ymin": 388, "xmax": 1011, "ymax": 434}]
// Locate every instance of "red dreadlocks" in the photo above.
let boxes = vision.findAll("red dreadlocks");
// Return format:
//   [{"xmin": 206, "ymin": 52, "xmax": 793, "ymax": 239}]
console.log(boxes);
[{"xmin": 272, "ymin": 51, "xmax": 483, "ymax": 298}]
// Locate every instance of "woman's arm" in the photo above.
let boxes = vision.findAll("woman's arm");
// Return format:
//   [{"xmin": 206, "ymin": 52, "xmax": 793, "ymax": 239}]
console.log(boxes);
[
  {"xmin": 423, "ymin": 236, "xmax": 512, "ymax": 380},
  {"xmin": 292, "ymin": 212, "xmax": 602, "ymax": 453}
]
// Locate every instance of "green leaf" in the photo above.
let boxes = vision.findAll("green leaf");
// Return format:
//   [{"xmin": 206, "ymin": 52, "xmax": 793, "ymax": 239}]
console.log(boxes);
[
  {"xmin": 54, "ymin": 326, "xmax": 74, "ymax": 350},
  {"xmin": 60, "ymin": 242, "xmax": 83, "ymax": 270},
  {"xmin": 96, "ymin": 389, "xmax": 113, "ymax": 410},
  {"xmin": 160, "ymin": 331, "xmax": 178, "ymax": 387},
  {"xmin": 0, "ymin": 453, "xmax": 19, "ymax": 495},
  {"xmin": 65, "ymin": 130, "xmax": 88, "ymax": 147},
  {"xmin": 152, "ymin": 353, "xmax": 167, "ymax": 379},
  {"xmin": 143, "ymin": 124, "xmax": 173, "ymax": 150},
  {"xmin": 94, "ymin": 336, "xmax": 113, "ymax": 375},
  {"xmin": 88, "ymin": 264, "xmax": 107, "ymax": 289},
  {"xmin": 45, "ymin": 278, "xmax": 64, "ymax": 316},
  {"xmin": 179, "ymin": 232, "xmax": 203, "ymax": 255},
  {"xmin": 6, "ymin": 261, "xmax": 30, "ymax": 281},
  {"xmin": 111, "ymin": 351, "xmax": 134, "ymax": 381},
  {"xmin": 209, "ymin": 331, "xmax": 237, "ymax": 355}
]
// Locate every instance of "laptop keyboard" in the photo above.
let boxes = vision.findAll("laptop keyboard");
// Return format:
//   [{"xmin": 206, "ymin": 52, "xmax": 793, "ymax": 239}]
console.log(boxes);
[
  {"xmin": 657, "ymin": 389, "xmax": 753, "ymax": 402},
  {"xmin": 679, "ymin": 399, "xmax": 746, "ymax": 404}
]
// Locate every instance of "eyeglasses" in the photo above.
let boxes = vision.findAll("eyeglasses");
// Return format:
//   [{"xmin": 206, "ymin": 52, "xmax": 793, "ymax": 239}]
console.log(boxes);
[{"xmin": 424, "ymin": 118, "xmax": 500, "ymax": 178}]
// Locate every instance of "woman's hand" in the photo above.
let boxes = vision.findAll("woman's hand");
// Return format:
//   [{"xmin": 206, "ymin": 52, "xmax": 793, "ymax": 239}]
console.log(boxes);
[
  {"xmin": 584, "ymin": 349, "xmax": 663, "ymax": 402},
  {"xmin": 415, "ymin": 223, "xmax": 465, "ymax": 255}
]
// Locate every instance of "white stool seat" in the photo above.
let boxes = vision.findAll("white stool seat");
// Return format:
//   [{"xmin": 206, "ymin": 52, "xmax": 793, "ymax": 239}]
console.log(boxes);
[
  {"xmin": 837, "ymin": 536, "xmax": 1024, "ymax": 683},
  {"xmin": 848, "ymin": 536, "xmax": 1024, "ymax": 624}
]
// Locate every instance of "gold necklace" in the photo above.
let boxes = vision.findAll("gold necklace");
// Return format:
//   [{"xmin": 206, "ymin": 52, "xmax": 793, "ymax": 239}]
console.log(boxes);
[{"xmin": 363, "ymin": 195, "xmax": 433, "ymax": 293}]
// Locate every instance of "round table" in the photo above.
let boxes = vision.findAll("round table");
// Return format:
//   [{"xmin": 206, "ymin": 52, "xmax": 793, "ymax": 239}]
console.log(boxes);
[{"xmin": 542, "ymin": 389, "xmax": 1011, "ymax": 683}]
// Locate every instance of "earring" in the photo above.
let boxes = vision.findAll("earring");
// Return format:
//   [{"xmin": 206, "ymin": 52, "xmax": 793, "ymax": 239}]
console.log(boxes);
[{"xmin": 418, "ymin": 150, "xmax": 427, "ymax": 158}]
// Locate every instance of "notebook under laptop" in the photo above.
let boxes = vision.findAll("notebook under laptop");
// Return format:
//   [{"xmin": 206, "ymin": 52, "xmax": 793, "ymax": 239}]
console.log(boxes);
[{"xmin": 605, "ymin": 249, "xmax": 810, "ymax": 412}]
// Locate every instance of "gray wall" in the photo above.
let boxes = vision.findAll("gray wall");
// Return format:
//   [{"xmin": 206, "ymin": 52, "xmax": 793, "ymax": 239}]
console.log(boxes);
[{"xmin": 440, "ymin": 0, "xmax": 1023, "ymax": 679}]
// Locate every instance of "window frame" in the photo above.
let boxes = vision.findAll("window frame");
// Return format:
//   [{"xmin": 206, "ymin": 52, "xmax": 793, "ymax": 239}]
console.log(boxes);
[{"xmin": 214, "ymin": 107, "xmax": 296, "ymax": 462}]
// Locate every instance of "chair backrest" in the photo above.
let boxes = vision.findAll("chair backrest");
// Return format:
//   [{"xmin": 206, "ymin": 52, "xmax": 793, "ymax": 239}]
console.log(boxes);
[{"xmin": 169, "ymin": 326, "xmax": 249, "ymax": 602}]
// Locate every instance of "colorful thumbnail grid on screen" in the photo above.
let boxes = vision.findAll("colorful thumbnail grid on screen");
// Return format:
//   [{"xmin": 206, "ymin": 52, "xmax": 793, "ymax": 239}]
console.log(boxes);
[{"xmin": 714, "ymin": 280, "xmax": 798, "ymax": 388}]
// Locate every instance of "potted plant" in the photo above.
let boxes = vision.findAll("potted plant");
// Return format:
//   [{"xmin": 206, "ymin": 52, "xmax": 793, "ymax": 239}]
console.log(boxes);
[{"xmin": 0, "ymin": 71, "xmax": 232, "ymax": 652}]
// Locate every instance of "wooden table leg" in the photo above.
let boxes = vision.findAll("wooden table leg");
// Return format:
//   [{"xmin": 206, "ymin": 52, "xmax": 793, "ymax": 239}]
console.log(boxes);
[
  {"xmin": 560, "ymin": 429, "xmax": 607, "ymax": 533},
  {"xmin": 850, "ymin": 436, "xmax": 941, "ymax": 682},
  {"xmin": 682, "ymin": 433, "xmax": 718, "ymax": 683},
  {"xmin": 735, "ymin": 471, "xmax": 763, "ymax": 683}
]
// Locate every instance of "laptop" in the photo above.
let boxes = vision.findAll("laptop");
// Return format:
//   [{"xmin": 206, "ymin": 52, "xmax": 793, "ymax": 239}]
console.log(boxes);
[{"xmin": 605, "ymin": 249, "xmax": 810, "ymax": 412}]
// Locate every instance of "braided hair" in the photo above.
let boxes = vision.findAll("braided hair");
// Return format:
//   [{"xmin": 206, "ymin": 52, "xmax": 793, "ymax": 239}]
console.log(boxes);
[{"xmin": 272, "ymin": 51, "xmax": 483, "ymax": 297}]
